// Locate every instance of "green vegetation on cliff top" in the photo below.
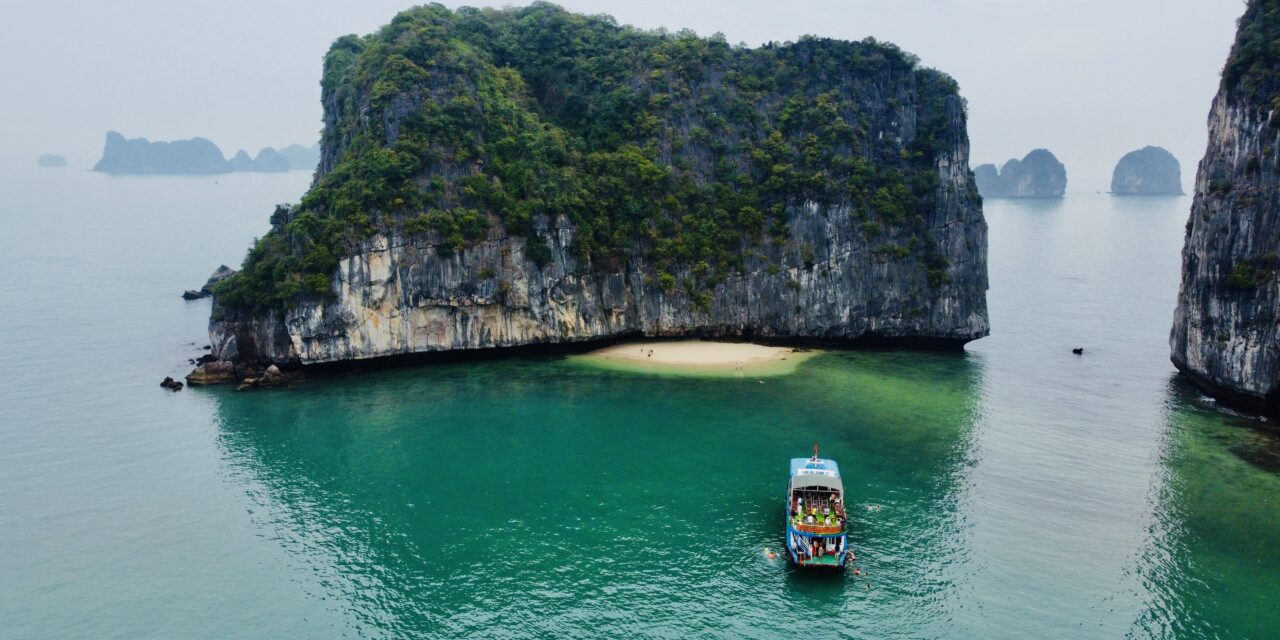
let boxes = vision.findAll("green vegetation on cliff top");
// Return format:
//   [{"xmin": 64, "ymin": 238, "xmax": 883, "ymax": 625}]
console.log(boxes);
[
  {"xmin": 1223, "ymin": 0, "xmax": 1280, "ymax": 110},
  {"xmin": 216, "ymin": 2, "xmax": 971, "ymax": 311}
]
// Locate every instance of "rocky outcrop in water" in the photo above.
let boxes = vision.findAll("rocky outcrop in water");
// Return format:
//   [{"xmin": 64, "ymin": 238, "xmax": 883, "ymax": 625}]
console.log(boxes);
[
  {"xmin": 37, "ymin": 154, "xmax": 67, "ymax": 167},
  {"xmin": 207, "ymin": 4, "xmax": 990, "ymax": 368},
  {"xmin": 186, "ymin": 360, "xmax": 237, "ymax": 385},
  {"xmin": 183, "ymin": 265, "xmax": 237, "ymax": 300},
  {"xmin": 1111, "ymin": 146, "xmax": 1183, "ymax": 195},
  {"xmin": 1171, "ymin": 0, "xmax": 1280, "ymax": 413},
  {"xmin": 972, "ymin": 149, "xmax": 1067, "ymax": 198}
]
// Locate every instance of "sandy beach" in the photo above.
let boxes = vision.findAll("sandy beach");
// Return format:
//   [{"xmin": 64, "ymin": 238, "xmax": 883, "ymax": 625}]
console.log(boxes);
[{"xmin": 575, "ymin": 340, "xmax": 818, "ymax": 376}]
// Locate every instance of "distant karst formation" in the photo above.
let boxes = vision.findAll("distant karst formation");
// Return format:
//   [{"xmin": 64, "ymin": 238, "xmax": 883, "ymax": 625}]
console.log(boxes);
[
  {"xmin": 37, "ymin": 154, "xmax": 67, "ymax": 167},
  {"xmin": 1111, "ymin": 146, "xmax": 1183, "ymax": 195},
  {"xmin": 228, "ymin": 148, "xmax": 290, "ymax": 173},
  {"xmin": 92, "ymin": 131, "xmax": 319, "ymax": 174},
  {"xmin": 1171, "ymin": 0, "xmax": 1280, "ymax": 413},
  {"xmin": 278, "ymin": 144, "xmax": 320, "ymax": 171},
  {"xmin": 972, "ymin": 149, "xmax": 1067, "ymax": 198}
]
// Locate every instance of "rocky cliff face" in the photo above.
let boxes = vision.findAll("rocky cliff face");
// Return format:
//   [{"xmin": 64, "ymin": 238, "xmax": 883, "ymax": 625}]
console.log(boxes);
[
  {"xmin": 1111, "ymin": 146, "xmax": 1183, "ymax": 195},
  {"xmin": 213, "ymin": 198, "xmax": 987, "ymax": 365},
  {"xmin": 1171, "ymin": 0, "xmax": 1280, "ymax": 412},
  {"xmin": 972, "ymin": 149, "xmax": 1067, "ymax": 198},
  {"xmin": 209, "ymin": 5, "xmax": 989, "ymax": 367}
]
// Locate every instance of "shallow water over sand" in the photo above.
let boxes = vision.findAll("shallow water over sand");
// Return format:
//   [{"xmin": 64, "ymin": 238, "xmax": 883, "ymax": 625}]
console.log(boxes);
[{"xmin": 0, "ymin": 163, "xmax": 1277, "ymax": 639}]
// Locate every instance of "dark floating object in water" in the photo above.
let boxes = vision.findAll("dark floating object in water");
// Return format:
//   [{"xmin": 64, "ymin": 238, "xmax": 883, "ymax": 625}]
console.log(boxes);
[{"xmin": 1072, "ymin": 348, "xmax": 1084, "ymax": 355}]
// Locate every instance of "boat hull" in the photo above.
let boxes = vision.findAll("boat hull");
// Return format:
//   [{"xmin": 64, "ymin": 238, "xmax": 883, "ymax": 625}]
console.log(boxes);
[{"xmin": 785, "ymin": 526, "xmax": 848, "ymax": 571}]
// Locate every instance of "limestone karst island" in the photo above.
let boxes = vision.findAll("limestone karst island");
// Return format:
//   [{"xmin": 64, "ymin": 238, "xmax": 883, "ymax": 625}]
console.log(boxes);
[
  {"xmin": 1111, "ymin": 146, "xmax": 1183, "ymax": 195},
  {"xmin": 972, "ymin": 149, "xmax": 1068, "ymax": 198},
  {"xmin": 6, "ymin": 1, "xmax": 1280, "ymax": 638},
  {"xmin": 197, "ymin": 4, "xmax": 989, "ymax": 376}
]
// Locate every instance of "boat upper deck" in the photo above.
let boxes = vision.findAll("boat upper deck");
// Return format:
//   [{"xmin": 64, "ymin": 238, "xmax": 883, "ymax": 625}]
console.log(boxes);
[{"xmin": 789, "ymin": 487, "xmax": 846, "ymax": 535}]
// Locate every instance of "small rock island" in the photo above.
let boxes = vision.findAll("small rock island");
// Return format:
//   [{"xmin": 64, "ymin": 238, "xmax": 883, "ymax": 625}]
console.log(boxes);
[
  {"xmin": 93, "ymin": 131, "xmax": 319, "ymax": 174},
  {"xmin": 1111, "ymin": 146, "xmax": 1183, "ymax": 195},
  {"xmin": 1172, "ymin": 0, "xmax": 1280, "ymax": 413},
  {"xmin": 972, "ymin": 149, "xmax": 1067, "ymax": 198},
  {"xmin": 194, "ymin": 3, "xmax": 990, "ymax": 383},
  {"xmin": 37, "ymin": 154, "xmax": 68, "ymax": 167}
]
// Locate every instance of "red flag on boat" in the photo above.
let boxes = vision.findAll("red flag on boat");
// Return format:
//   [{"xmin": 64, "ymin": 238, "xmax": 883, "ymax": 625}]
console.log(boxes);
[{"xmin": 813, "ymin": 443, "xmax": 819, "ymax": 461}]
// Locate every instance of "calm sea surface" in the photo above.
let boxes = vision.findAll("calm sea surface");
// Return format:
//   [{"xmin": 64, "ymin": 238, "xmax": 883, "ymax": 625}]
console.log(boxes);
[{"xmin": 1, "ymin": 160, "xmax": 1277, "ymax": 639}]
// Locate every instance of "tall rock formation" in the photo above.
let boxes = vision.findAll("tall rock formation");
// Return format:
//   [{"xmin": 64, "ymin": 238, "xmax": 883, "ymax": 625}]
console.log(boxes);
[
  {"xmin": 1111, "ymin": 146, "xmax": 1183, "ymax": 195},
  {"xmin": 1172, "ymin": 0, "xmax": 1280, "ymax": 412},
  {"xmin": 972, "ymin": 149, "xmax": 1067, "ymax": 198},
  {"xmin": 206, "ymin": 4, "xmax": 990, "ymax": 367}
]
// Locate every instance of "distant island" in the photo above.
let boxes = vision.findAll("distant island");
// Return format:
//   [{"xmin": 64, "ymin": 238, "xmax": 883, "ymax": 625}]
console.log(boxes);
[
  {"xmin": 37, "ymin": 154, "xmax": 67, "ymax": 167},
  {"xmin": 1111, "ymin": 146, "xmax": 1183, "ymax": 195},
  {"xmin": 278, "ymin": 144, "xmax": 319, "ymax": 171},
  {"xmin": 973, "ymin": 149, "xmax": 1067, "ymax": 198},
  {"xmin": 228, "ymin": 148, "xmax": 290, "ymax": 172},
  {"xmin": 92, "ymin": 131, "xmax": 319, "ymax": 174},
  {"xmin": 194, "ymin": 3, "xmax": 990, "ymax": 383}
]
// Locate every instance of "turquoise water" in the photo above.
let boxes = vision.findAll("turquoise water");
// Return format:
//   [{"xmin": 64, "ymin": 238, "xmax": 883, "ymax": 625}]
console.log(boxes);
[{"xmin": 1, "ymin": 162, "xmax": 1277, "ymax": 639}]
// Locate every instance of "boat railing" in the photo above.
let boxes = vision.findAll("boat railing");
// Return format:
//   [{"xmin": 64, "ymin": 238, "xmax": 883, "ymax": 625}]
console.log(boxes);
[{"xmin": 793, "ymin": 522, "xmax": 845, "ymax": 535}]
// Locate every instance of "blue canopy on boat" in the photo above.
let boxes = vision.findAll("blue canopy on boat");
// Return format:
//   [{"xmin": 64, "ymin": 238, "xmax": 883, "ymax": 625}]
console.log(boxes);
[{"xmin": 790, "ymin": 457, "xmax": 841, "ymax": 479}]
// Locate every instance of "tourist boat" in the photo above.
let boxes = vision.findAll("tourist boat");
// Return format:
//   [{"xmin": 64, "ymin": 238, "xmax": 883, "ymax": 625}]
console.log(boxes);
[{"xmin": 785, "ymin": 447, "xmax": 849, "ymax": 570}]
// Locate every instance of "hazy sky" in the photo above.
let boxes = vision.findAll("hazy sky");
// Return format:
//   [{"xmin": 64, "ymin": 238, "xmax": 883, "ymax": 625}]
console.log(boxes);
[{"xmin": 0, "ymin": 0, "xmax": 1243, "ymax": 191}]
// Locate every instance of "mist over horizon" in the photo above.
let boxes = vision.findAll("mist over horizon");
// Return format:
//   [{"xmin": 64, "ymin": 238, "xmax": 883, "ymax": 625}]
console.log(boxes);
[{"xmin": 0, "ymin": 0, "xmax": 1244, "ymax": 192}]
